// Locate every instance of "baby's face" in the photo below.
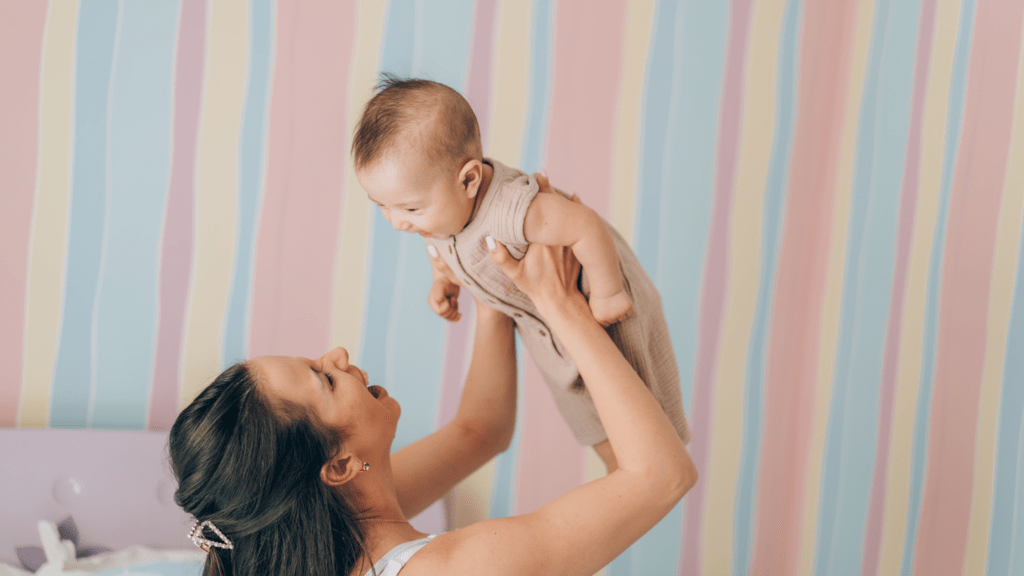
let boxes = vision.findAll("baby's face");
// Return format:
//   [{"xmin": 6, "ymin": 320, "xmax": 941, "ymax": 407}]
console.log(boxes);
[{"xmin": 356, "ymin": 152, "xmax": 475, "ymax": 239}]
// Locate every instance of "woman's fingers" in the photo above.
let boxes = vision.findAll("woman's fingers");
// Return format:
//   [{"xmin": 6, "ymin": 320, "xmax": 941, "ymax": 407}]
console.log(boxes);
[{"xmin": 486, "ymin": 236, "xmax": 517, "ymax": 276}]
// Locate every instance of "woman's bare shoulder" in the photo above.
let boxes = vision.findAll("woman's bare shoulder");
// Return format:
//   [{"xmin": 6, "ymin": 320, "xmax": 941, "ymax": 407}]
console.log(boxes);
[{"xmin": 393, "ymin": 517, "xmax": 544, "ymax": 576}]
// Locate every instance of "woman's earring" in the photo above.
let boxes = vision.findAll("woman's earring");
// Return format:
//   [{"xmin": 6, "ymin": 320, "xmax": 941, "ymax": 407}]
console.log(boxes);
[{"xmin": 362, "ymin": 462, "xmax": 370, "ymax": 472}]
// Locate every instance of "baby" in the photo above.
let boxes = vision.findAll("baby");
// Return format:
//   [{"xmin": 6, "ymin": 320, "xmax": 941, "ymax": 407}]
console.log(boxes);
[{"xmin": 352, "ymin": 76, "xmax": 690, "ymax": 469}]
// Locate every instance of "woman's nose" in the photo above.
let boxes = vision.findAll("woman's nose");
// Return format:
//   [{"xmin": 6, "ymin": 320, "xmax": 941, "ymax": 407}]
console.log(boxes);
[{"xmin": 319, "ymin": 347, "xmax": 349, "ymax": 370}]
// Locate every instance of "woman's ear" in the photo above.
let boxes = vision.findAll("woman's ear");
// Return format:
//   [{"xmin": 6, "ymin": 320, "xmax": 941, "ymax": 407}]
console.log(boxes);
[
  {"xmin": 320, "ymin": 451, "xmax": 361, "ymax": 488},
  {"xmin": 458, "ymin": 159, "xmax": 483, "ymax": 199}
]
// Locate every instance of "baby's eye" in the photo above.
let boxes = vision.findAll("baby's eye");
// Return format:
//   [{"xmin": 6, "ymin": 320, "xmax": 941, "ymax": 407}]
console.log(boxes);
[{"xmin": 406, "ymin": 208, "xmax": 418, "ymax": 212}]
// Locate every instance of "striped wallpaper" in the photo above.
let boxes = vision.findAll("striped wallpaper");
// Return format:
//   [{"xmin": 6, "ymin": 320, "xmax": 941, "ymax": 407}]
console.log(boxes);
[{"xmin": 1, "ymin": 1, "xmax": 1023, "ymax": 575}]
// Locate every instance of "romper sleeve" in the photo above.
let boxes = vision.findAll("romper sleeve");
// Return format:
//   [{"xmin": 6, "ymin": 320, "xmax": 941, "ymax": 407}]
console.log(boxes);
[{"xmin": 485, "ymin": 171, "xmax": 540, "ymax": 261}]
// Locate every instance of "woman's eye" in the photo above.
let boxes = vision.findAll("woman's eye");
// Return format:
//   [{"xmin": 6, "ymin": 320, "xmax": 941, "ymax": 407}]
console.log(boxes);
[{"xmin": 325, "ymin": 372, "xmax": 334, "ymax": 388}]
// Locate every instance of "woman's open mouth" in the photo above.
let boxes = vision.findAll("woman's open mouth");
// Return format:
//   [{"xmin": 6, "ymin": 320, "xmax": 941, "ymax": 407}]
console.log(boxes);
[{"xmin": 368, "ymin": 385, "xmax": 385, "ymax": 399}]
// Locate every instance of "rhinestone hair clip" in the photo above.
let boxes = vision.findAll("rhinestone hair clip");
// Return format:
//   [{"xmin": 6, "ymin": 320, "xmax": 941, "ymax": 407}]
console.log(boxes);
[{"xmin": 189, "ymin": 520, "xmax": 234, "ymax": 551}]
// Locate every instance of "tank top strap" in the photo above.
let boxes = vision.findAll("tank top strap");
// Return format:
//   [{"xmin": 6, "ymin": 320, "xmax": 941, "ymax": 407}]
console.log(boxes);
[{"xmin": 364, "ymin": 535, "xmax": 437, "ymax": 576}]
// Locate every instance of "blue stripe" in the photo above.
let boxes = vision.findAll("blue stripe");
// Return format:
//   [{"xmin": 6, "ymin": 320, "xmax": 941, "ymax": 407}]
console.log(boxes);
[
  {"xmin": 92, "ymin": 0, "xmax": 181, "ymax": 429},
  {"xmin": 901, "ymin": 1, "xmax": 975, "ymax": 572},
  {"xmin": 987, "ymin": 216, "xmax": 1024, "ymax": 574},
  {"xmin": 488, "ymin": 0, "xmax": 555, "ymax": 519},
  {"xmin": 223, "ymin": 0, "xmax": 275, "ymax": 366},
  {"xmin": 360, "ymin": 0, "xmax": 415, "ymax": 438},
  {"xmin": 50, "ymin": 1, "xmax": 121, "ymax": 428},
  {"xmin": 733, "ymin": 0, "xmax": 802, "ymax": 570},
  {"xmin": 415, "ymin": 0, "xmax": 474, "ymax": 90},
  {"xmin": 519, "ymin": 0, "xmax": 554, "ymax": 175},
  {"xmin": 818, "ymin": 1, "xmax": 922, "ymax": 573},
  {"xmin": 489, "ymin": 342, "xmax": 526, "ymax": 518},
  {"xmin": 624, "ymin": 1, "xmax": 729, "ymax": 575},
  {"xmin": 1009, "ymin": 415, "xmax": 1024, "ymax": 576},
  {"xmin": 633, "ymin": 0, "xmax": 677, "ymax": 278},
  {"xmin": 614, "ymin": 1, "xmax": 678, "ymax": 567},
  {"xmin": 364, "ymin": 0, "xmax": 476, "ymax": 450},
  {"xmin": 608, "ymin": 0, "xmax": 672, "ymax": 571}
]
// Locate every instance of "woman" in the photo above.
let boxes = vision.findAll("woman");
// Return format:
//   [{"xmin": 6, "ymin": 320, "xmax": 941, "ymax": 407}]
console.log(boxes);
[{"xmin": 169, "ymin": 210, "xmax": 698, "ymax": 576}]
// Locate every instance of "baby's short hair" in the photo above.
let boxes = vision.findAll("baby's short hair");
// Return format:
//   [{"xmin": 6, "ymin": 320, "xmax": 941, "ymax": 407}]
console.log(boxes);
[{"xmin": 352, "ymin": 74, "xmax": 481, "ymax": 177}]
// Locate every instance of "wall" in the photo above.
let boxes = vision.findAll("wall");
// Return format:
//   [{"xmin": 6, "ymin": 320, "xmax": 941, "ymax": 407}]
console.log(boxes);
[{"xmin": 1, "ymin": 1, "xmax": 1023, "ymax": 575}]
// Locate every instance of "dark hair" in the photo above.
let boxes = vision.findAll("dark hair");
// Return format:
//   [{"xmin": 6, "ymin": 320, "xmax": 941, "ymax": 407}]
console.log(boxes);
[
  {"xmin": 169, "ymin": 363, "xmax": 369, "ymax": 576},
  {"xmin": 351, "ymin": 73, "xmax": 481, "ymax": 177}
]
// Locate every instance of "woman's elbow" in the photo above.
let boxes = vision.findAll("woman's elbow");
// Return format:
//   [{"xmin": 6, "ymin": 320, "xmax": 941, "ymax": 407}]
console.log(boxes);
[{"xmin": 667, "ymin": 450, "xmax": 699, "ymax": 501}]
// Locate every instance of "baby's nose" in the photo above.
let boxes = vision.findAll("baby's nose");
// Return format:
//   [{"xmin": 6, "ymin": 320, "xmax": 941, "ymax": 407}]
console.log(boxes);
[{"xmin": 390, "ymin": 218, "xmax": 411, "ymax": 232}]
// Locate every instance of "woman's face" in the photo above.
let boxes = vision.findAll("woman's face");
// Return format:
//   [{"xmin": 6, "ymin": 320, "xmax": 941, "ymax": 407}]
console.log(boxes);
[{"xmin": 250, "ymin": 348, "xmax": 399, "ymax": 449}]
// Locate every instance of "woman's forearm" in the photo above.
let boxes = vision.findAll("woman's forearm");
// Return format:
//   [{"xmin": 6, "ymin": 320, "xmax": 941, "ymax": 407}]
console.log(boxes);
[{"xmin": 453, "ymin": 300, "xmax": 518, "ymax": 453}]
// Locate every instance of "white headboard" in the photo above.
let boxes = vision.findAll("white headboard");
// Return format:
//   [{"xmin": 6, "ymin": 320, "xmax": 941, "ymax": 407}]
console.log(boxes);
[
  {"xmin": 0, "ymin": 428, "xmax": 446, "ymax": 567},
  {"xmin": 0, "ymin": 429, "xmax": 192, "ymax": 566}
]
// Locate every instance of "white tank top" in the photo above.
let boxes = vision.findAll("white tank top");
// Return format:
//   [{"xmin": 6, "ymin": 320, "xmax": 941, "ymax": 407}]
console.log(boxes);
[{"xmin": 364, "ymin": 535, "xmax": 436, "ymax": 576}]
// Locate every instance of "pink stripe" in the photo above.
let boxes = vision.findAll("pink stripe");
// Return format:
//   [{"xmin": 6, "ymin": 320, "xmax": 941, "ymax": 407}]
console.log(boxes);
[
  {"xmin": 912, "ymin": 1, "xmax": 1024, "ymax": 574},
  {"xmin": 437, "ymin": 1, "xmax": 497, "ymax": 429},
  {"xmin": 860, "ymin": 1, "xmax": 937, "ymax": 573},
  {"xmin": 514, "ymin": 355, "xmax": 584, "ymax": 513},
  {"xmin": 464, "ymin": 0, "xmax": 496, "ymax": 153},
  {"xmin": 249, "ymin": 1, "xmax": 356, "ymax": 358},
  {"xmin": 148, "ymin": 0, "xmax": 206, "ymax": 431},
  {"xmin": 514, "ymin": 0, "xmax": 627, "ymax": 514},
  {"xmin": 681, "ymin": 2, "xmax": 753, "ymax": 573},
  {"xmin": 542, "ymin": 0, "xmax": 626, "ymax": 220},
  {"xmin": 0, "ymin": 3, "xmax": 49, "ymax": 426},
  {"xmin": 750, "ymin": 2, "xmax": 858, "ymax": 575}
]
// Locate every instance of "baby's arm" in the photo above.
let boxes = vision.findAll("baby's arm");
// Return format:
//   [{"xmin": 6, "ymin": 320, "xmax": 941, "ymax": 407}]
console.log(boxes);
[
  {"xmin": 523, "ymin": 186, "xmax": 633, "ymax": 326},
  {"xmin": 426, "ymin": 243, "xmax": 462, "ymax": 322}
]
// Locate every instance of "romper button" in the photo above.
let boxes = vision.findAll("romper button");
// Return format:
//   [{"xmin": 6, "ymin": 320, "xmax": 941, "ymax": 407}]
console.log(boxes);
[
  {"xmin": 448, "ymin": 246, "xmax": 453, "ymax": 254},
  {"xmin": 539, "ymin": 330, "xmax": 547, "ymax": 337},
  {"xmin": 513, "ymin": 312, "xmax": 522, "ymax": 318},
  {"xmin": 463, "ymin": 278, "xmax": 472, "ymax": 286}
]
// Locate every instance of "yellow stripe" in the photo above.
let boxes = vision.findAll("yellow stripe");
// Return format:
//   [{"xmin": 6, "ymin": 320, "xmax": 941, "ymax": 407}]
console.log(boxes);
[
  {"xmin": 609, "ymin": 0, "xmax": 655, "ymax": 243},
  {"xmin": 19, "ymin": 1, "xmax": 80, "ymax": 427},
  {"xmin": 180, "ymin": 0, "xmax": 248, "ymax": 405},
  {"xmin": 446, "ymin": 0, "xmax": 535, "ymax": 532},
  {"xmin": 802, "ymin": 0, "xmax": 877, "ymax": 572},
  {"xmin": 701, "ymin": 2, "xmax": 784, "ymax": 573},
  {"xmin": 878, "ymin": 0, "xmax": 961, "ymax": 573},
  {"xmin": 963, "ymin": 29, "xmax": 1024, "ymax": 576},
  {"xmin": 485, "ymin": 0, "xmax": 532, "ymax": 167},
  {"xmin": 332, "ymin": 0, "xmax": 387, "ymax": 359}
]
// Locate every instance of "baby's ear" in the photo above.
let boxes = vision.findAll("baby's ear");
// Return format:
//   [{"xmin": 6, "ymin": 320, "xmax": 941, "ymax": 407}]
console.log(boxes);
[{"xmin": 458, "ymin": 159, "xmax": 484, "ymax": 197}]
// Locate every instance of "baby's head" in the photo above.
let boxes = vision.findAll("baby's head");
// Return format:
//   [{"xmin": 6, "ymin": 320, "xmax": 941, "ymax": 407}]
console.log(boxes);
[{"xmin": 352, "ymin": 75, "xmax": 486, "ymax": 239}]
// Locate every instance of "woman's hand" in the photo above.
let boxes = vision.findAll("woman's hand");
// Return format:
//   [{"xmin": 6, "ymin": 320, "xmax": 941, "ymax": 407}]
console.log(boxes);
[
  {"xmin": 487, "ymin": 172, "xmax": 589, "ymax": 312},
  {"xmin": 486, "ymin": 236, "xmax": 585, "ymax": 316}
]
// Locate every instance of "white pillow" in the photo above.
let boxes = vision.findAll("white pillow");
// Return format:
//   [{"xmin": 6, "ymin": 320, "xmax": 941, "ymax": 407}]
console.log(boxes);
[{"xmin": 5, "ymin": 521, "xmax": 203, "ymax": 576}]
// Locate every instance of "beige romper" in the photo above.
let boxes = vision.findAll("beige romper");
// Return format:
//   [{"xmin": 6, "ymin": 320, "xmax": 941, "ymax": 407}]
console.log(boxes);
[{"xmin": 424, "ymin": 159, "xmax": 691, "ymax": 446}]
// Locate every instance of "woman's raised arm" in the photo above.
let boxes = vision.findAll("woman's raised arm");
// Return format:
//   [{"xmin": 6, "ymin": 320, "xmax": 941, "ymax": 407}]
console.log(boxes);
[
  {"xmin": 390, "ymin": 289, "xmax": 517, "ymax": 518},
  {"xmin": 409, "ymin": 238, "xmax": 697, "ymax": 576}
]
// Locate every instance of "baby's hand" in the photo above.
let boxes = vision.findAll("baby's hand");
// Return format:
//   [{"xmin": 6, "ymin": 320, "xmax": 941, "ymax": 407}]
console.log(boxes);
[
  {"xmin": 589, "ymin": 290, "xmax": 634, "ymax": 327},
  {"xmin": 426, "ymin": 244, "xmax": 462, "ymax": 322},
  {"xmin": 429, "ymin": 276, "xmax": 462, "ymax": 321}
]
